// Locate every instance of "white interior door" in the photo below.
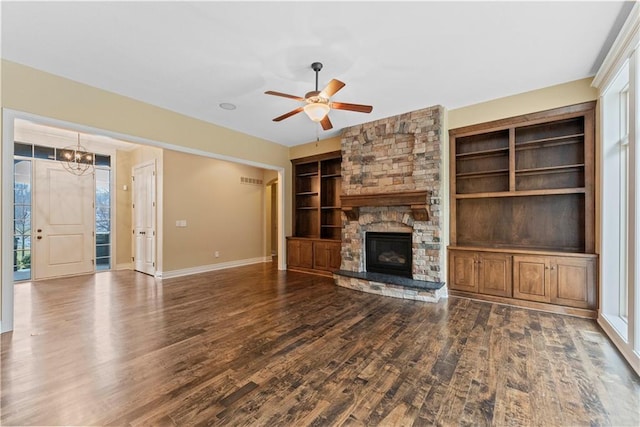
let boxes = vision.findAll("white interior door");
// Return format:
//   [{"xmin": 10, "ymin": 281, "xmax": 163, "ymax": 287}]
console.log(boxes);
[
  {"xmin": 132, "ymin": 161, "xmax": 156, "ymax": 275},
  {"xmin": 33, "ymin": 160, "xmax": 94, "ymax": 279}
]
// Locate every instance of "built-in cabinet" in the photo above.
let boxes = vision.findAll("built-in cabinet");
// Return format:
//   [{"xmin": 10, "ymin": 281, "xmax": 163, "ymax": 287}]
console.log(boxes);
[
  {"xmin": 449, "ymin": 250, "xmax": 512, "ymax": 297},
  {"xmin": 448, "ymin": 102, "xmax": 598, "ymax": 317},
  {"xmin": 513, "ymin": 254, "xmax": 596, "ymax": 309},
  {"xmin": 288, "ymin": 151, "xmax": 342, "ymax": 277}
]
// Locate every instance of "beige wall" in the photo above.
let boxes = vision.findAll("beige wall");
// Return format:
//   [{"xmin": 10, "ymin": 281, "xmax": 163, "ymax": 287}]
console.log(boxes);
[
  {"xmin": 448, "ymin": 77, "xmax": 598, "ymax": 129},
  {"xmin": 289, "ymin": 136, "xmax": 341, "ymax": 160},
  {"xmin": 1, "ymin": 59, "xmax": 292, "ymax": 233},
  {"xmin": 115, "ymin": 150, "xmax": 133, "ymax": 267},
  {"xmin": 162, "ymin": 149, "xmax": 266, "ymax": 272}
]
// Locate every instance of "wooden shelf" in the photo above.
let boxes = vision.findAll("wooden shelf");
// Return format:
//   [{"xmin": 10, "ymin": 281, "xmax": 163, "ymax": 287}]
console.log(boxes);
[
  {"xmin": 297, "ymin": 206, "xmax": 318, "ymax": 210},
  {"xmin": 296, "ymin": 191, "xmax": 318, "ymax": 196},
  {"xmin": 516, "ymin": 137, "xmax": 582, "ymax": 151},
  {"xmin": 515, "ymin": 132, "xmax": 584, "ymax": 148},
  {"xmin": 456, "ymin": 147, "xmax": 509, "ymax": 158},
  {"xmin": 321, "ymin": 173, "xmax": 341, "ymax": 178},
  {"xmin": 321, "ymin": 206, "xmax": 341, "ymax": 209},
  {"xmin": 456, "ymin": 169, "xmax": 509, "ymax": 178},
  {"xmin": 297, "ymin": 172, "xmax": 318, "ymax": 177},
  {"xmin": 321, "ymin": 225, "xmax": 341, "ymax": 228},
  {"xmin": 455, "ymin": 187, "xmax": 585, "ymax": 199},
  {"xmin": 516, "ymin": 164, "xmax": 584, "ymax": 175},
  {"xmin": 450, "ymin": 244, "xmax": 587, "ymax": 255}
]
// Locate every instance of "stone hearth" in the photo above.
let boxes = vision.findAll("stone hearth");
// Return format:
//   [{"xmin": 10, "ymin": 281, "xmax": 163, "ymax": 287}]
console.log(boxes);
[{"xmin": 334, "ymin": 105, "xmax": 447, "ymax": 302}]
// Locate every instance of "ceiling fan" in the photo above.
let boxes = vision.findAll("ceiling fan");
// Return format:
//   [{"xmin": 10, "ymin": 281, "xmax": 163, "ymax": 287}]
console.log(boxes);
[{"xmin": 265, "ymin": 62, "xmax": 373, "ymax": 130}]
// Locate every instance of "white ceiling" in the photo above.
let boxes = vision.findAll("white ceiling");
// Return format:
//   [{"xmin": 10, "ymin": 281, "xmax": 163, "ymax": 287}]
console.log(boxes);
[{"xmin": 1, "ymin": 1, "xmax": 633, "ymax": 147}]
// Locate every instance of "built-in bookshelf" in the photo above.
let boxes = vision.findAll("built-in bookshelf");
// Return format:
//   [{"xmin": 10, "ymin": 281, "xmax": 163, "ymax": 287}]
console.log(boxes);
[
  {"xmin": 288, "ymin": 151, "xmax": 342, "ymax": 276},
  {"xmin": 448, "ymin": 102, "xmax": 597, "ymax": 317}
]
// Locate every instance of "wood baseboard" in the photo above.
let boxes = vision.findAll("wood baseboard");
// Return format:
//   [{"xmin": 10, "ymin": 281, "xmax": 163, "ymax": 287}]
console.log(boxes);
[{"xmin": 449, "ymin": 290, "xmax": 597, "ymax": 319}]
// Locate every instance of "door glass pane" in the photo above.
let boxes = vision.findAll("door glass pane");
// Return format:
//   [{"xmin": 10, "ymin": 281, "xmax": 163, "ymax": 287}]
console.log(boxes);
[
  {"xmin": 95, "ymin": 168, "xmax": 111, "ymax": 270},
  {"xmin": 14, "ymin": 159, "xmax": 32, "ymax": 281},
  {"xmin": 34, "ymin": 145, "xmax": 55, "ymax": 160},
  {"xmin": 14, "ymin": 142, "xmax": 32, "ymax": 157}
]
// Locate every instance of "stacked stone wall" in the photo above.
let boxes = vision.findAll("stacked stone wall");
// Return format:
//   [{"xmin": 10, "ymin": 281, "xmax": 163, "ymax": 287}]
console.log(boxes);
[{"xmin": 340, "ymin": 105, "xmax": 444, "ymax": 282}]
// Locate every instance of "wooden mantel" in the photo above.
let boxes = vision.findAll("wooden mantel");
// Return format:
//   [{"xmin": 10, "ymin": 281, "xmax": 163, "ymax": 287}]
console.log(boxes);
[{"xmin": 341, "ymin": 190, "xmax": 430, "ymax": 221}]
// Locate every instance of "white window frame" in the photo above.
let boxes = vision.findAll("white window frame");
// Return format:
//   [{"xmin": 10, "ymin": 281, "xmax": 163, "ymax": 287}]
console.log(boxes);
[{"xmin": 593, "ymin": 2, "xmax": 640, "ymax": 375}]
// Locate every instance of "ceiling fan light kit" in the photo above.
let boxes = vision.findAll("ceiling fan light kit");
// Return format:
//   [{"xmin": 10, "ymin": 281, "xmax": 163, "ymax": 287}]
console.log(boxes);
[
  {"xmin": 265, "ymin": 61, "xmax": 373, "ymax": 131},
  {"xmin": 303, "ymin": 102, "xmax": 330, "ymax": 122}
]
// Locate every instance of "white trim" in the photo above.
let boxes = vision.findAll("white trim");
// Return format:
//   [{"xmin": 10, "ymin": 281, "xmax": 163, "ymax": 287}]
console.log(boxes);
[
  {"xmin": 116, "ymin": 263, "xmax": 133, "ymax": 270},
  {"xmin": 2, "ymin": 111, "xmax": 16, "ymax": 333},
  {"xmin": 277, "ymin": 169, "xmax": 286, "ymax": 271},
  {"xmin": 593, "ymin": 2, "xmax": 640, "ymax": 90},
  {"xmin": 598, "ymin": 313, "xmax": 640, "ymax": 376},
  {"xmin": 157, "ymin": 256, "xmax": 272, "ymax": 279}
]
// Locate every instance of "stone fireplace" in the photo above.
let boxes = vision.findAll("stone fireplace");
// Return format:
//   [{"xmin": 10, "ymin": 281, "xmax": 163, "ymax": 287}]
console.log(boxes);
[{"xmin": 334, "ymin": 105, "xmax": 447, "ymax": 302}]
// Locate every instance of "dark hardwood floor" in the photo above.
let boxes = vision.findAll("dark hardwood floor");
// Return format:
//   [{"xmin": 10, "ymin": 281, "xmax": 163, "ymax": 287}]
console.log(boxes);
[{"xmin": 1, "ymin": 262, "xmax": 638, "ymax": 426}]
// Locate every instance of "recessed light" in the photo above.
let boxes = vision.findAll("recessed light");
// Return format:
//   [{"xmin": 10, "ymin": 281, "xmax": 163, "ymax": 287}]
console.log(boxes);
[{"xmin": 219, "ymin": 102, "xmax": 237, "ymax": 110}]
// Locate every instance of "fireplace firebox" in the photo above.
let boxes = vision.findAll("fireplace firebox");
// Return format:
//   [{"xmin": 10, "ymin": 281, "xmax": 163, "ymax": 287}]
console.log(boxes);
[{"xmin": 365, "ymin": 232, "xmax": 412, "ymax": 278}]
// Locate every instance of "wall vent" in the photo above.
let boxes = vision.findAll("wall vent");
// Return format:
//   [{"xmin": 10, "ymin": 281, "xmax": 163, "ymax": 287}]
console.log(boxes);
[{"xmin": 241, "ymin": 177, "xmax": 263, "ymax": 185}]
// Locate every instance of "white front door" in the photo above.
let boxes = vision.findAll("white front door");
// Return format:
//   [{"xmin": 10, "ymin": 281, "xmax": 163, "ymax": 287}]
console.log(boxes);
[
  {"xmin": 132, "ymin": 161, "xmax": 156, "ymax": 275},
  {"xmin": 33, "ymin": 160, "xmax": 94, "ymax": 279}
]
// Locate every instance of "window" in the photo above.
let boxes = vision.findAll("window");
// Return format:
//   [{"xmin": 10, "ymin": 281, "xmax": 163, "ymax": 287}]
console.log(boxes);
[
  {"xmin": 95, "ymin": 168, "xmax": 111, "ymax": 270},
  {"xmin": 594, "ymin": 3, "xmax": 639, "ymax": 373},
  {"xmin": 601, "ymin": 62, "xmax": 631, "ymax": 337},
  {"xmin": 13, "ymin": 159, "xmax": 31, "ymax": 281}
]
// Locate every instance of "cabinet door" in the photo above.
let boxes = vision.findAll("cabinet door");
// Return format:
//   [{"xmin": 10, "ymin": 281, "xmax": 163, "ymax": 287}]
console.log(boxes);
[
  {"xmin": 449, "ymin": 250, "xmax": 478, "ymax": 292},
  {"xmin": 327, "ymin": 241, "xmax": 342, "ymax": 271},
  {"xmin": 478, "ymin": 253, "xmax": 512, "ymax": 297},
  {"xmin": 513, "ymin": 255, "xmax": 550, "ymax": 302},
  {"xmin": 287, "ymin": 239, "xmax": 313, "ymax": 269},
  {"xmin": 313, "ymin": 241, "xmax": 342, "ymax": 272},
  {"xmin": 551, "ymin": 256, "xmax": 596, "ymax": 309}
]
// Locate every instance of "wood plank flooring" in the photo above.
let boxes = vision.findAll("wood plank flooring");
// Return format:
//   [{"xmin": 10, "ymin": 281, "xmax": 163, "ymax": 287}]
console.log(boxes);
[{"xmin": 1, "ymin": 262, "xmax": 638, "ymax": 426}]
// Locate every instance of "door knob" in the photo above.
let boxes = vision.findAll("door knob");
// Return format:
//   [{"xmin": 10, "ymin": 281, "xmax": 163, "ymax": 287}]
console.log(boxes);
[
  {"xmin": 37, "ymin": 229, "xmax": 42, "ymax": 232},
  {"xmin": 37, "ymin": 236, "xmax": 42, "ymax": 240}
]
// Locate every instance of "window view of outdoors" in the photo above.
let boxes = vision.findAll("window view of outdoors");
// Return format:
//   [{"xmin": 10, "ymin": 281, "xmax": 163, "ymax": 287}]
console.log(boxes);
[
  {"xmin": 95, "ymin": 168, "xmax": 111, "ymax": 270},
  {"xmin": 14, "ymin": 159, "xmax": 32, "ymax": 281}
]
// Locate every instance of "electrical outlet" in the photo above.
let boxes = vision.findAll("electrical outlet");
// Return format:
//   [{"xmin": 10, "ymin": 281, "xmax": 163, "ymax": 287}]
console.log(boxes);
[{"xmin": 215, "ymin": 251, "xmax": 220, "ymax": 258}]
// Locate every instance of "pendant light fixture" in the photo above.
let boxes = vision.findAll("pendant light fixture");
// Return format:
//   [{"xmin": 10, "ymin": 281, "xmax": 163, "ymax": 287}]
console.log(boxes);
[{"xmin": 60, "ymin": 133, "xmax": 94, "ymax": 176}]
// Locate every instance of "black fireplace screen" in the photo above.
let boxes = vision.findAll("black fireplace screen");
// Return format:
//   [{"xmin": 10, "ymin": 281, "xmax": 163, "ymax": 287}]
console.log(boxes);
[{"xmin": 365, "ymin": 232, "xmax": 412, "ymax": 278}]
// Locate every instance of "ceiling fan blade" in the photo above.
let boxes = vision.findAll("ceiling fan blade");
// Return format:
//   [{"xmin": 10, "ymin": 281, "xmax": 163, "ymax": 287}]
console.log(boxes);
[
  {"xmin": 331, "ymin": 102, "xmax": 373, "ymax": 113},
  {"xmin": 320, "ymin": 115, "xmax": 333, "ymax": 131},
  {"xmin": 320, "ymin": 79, "xmax": 345, "ymax": 98},
  {"xmin": 273, "ymin": 107, "xmax": 304, "ymax": 122},
  {"xmin": 265, "ymin": 91, "xmax": 305, "ymax": 101}
]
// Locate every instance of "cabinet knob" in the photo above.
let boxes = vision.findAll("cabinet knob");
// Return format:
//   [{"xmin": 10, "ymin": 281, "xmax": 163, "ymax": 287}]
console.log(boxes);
[{"xmin": 550, "ymin": 266, "xmax": 555, "ymax": 270}]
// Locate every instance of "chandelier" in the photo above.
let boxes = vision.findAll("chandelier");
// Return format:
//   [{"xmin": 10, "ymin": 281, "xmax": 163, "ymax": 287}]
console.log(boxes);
[{"xmin": 60, "ymin": 133, "xmax": 94, "ymax": 176}]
